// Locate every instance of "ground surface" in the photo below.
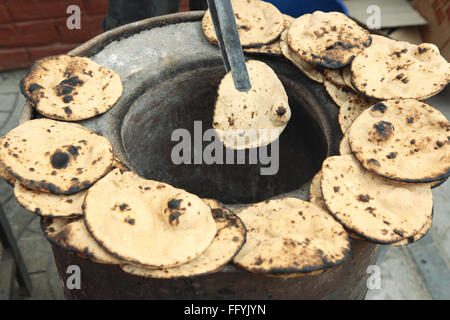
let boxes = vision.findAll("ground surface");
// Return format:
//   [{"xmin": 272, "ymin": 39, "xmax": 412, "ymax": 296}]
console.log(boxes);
[{"xmin": 0, "ymin": 69, "xmax": 449, "ymax": 300}]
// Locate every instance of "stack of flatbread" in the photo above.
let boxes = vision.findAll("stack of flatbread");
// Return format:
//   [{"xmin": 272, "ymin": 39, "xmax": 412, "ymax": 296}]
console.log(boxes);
[
  {"xmin": 0, "ymin": 118, "xmax": 246, "ymax": 278},
  {"xmin": 202, "ymin": 0, "xmax": 289, "ymax": 56},
  {"xmin": 41, "ymin": 169, "xmax": 246, "ymax": 278},
  {"xmin": 282, "ymin": 10, "xmax": 377, "ymax": 132},
  {"xmin": 311, "ymin": 30, "xmax": 449, "ymax": 247},
  {"xmin": 0, "ymin": 4, "xmax": 447, "ymax": 281},
  {"xmin": 203, "ymin": 4, "xmax": 449, "ymax": 139},
  {"xmin": 281, "ymin": 10, "xmax": 372, "ymax": 85},
  {"xmin": 311, "ymin": 98, "xmax": 449, "ymax": 246},
  {"xmin": 0, "ymin": 118, "xmax": 132, "ymax": 219},
  {"xmin": 204, "ymin": 3, "xmax": 449, "ymax": 254}
]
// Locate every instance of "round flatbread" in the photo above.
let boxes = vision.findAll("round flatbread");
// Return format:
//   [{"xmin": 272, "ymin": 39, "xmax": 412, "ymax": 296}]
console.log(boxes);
[
  {"xmin": 244, "ymin": 14, "xmax": 295, "ymax": 56},
  {"xmin": 213, "ymin": 60, "xmax": 291, "ymax": 150},
  {"xmin": 41, "ymin": 217, "xmax": 122, "ymax": 264},
  {"xmin": 339, "ymin": 129, "xmax": 352, "ymax": 155},
  {"xmin": 351, "ymin": 35, "xmax": 450, "ymax": 100},
  {"xmin": 338, "ymin": 94, "xmax": 374, "ymax": 133},
  {"xmin": 0, "ymin": 119, "xmax": 114, "ymax": 194},
  {"xmin": 324, "ymin": 68, "xmax": 346, "ymax": 87},
  {"xmin": 324, "ymin": 78, "xmax": 355, "ymax": 107},
  {"xmin": 14, "ymin": 181, "xmax": 86, "ymax": 218},
  {"xmin": 321, "ymin": 155, "xmax": 433, "ymax": 244},
  {"xmin": 0, "ymin": 161, "xmax": 15, "ymax": 186},
  {"xmin": 202, "ymin": 0, "xmax": 284, "ymax": 48},
  {"xmin": 309, "ymin": 171, "xmax": 325, "ymax": 209},
  {"xmin": 349, "ymin": 100, "xmax": 450, "ymax": 183},
  {"xmin": 113, "ymin": 156, "xmax": 129, "ymax": 172},
  {"xmin": 83, "ymin": 169, "xmax": 217, "ymax": 268},
  {"xmin": 21, "ymin": 55, "xmax": 123, "ymax": 121},
  {"xmin": 280, "ymin": 31, "xmax": 324, "ymax": 83},
  {"xmin": 288, "ymin": 11, "xmax": 372, "ymax": 69},
  {"xmin": 310, "ymin": 171, "xmax": 361, "ymax": 241},
  {"xmin": 233, "ymin": 198, "xmax": 350, "ymax": 276},
  {"xmin": 342, "ymin": 124, "xmax": 445, "ymax": 188},
  {"xmin": 121, "ymin": 199, "xmax": 246, "ymax": 279},
  {"xmin": 390, "ymin": 212, "xmax": 433, "ymax": 247}
]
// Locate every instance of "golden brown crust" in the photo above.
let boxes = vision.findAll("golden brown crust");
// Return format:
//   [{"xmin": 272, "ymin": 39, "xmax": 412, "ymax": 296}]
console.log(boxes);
[
  {"xmin": 324, "ymin": 78, "xmax": 356, "ymax": 108},
  {"xmin": 0, "ymin": 119, "xmax": 114, "ymax": 194},
  {"xmin": 338, "ymin": 94, "xmax": 375, "ymax": 133},
  {"xmin": 14, "ymin": 181, "xmax": 86, "ymax": 218},
  {"xmin": 321, "ymin": 155, "xmax": 433, "ymax": 244},
  {"xmin": 202, "ymin": 0, "xmax": 284, "ymax": 48},
  {"xmin": 21, "ymin": 55, "xmax": 122, "ymax": 121},
  {"xmin": 120, "ymin": 199, "xmax": 246, "ymax": 279},
  {"xmin": 83, "ymin": 169, "xmax": 217, "ymax": 268},
  {"xmin": 280, "ymin": 31, "xmax": 324, "ymax": 83},
  {"xmin": 213, "ymin": 60, "xmax": 291, "ymax": 150},
  {"xmin": 349, "ymin": 100, "xmax": 450, "ymax": 183},
  {"xmin": 233, "ymin": 198, "xmax": 350, "ymax": 276},
  {"xmin": 351, "ymin": 35, "xmax": 450, "ymax": 100},
  {"xmin": 288, "ymin": 11, "xmax": 372, "ymax": 69},
  {"xmin": 41, "ymin": 217, "xmax": 122, "ymax": 264}
]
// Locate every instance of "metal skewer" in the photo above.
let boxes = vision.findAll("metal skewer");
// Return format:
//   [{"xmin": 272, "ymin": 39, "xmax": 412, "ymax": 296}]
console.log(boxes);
[{"xmin": 207, "ymin": 0, "xmax": 252, "ymax": 92}]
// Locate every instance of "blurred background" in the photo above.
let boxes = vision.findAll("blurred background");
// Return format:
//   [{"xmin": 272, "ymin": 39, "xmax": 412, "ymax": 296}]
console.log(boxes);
[{"xmin": 0, "ymin": 0, "xmax": 448, "ymax": 71}]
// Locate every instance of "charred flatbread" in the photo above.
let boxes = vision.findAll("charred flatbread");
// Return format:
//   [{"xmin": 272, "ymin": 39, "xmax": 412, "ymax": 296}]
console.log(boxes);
[
  {"xmin": 324, "ymin": 69, "xmax": 346, "ymax": 87},
  {"xmin": 338, "ymin": 94, "xmax": 374, "ymax": 133},
  {"xmin": 14, "ymin": 181, "xmax": 86, "ymax": 218},
  {"xmin": 21, "ymin": 55, "xmax": 122, "ymax": 121},
  {"xmin": 348, "ymin": 100, "xmax": 450, "ymax": 183},
  {"xmin": 121, "ymin": 199, "xmax": 246, "ymax": 279},
  {"xmin": 342, "ymin": 66, "xmax": 356, "ymax": 91},
  {"xmin": 321, "ymin": 155, "xmax": 433, "ymax": 244},
  {"xmin": 339, "ymin": 129, "xmax": 352, "ymax": 155},
  {"xmin": 41, "ymin": 217, "xmax": 122, "ymax": 264},
  {"xmin": 351, "ymin": 35, "xmax": 450, "ymax": 100},
  {"xmin": 324, "ymin": 78, "xmax": 355, "ymax": 107},
  {"xmin": 0, "ymin": 118, "xmax": 114, "ymax": 194},
  {"xmin": 288, "ymin": 11, "xmax": 372, "ymax": 68},
  {"xmin": 83, "ymin": 169, "xmax": 217, "ymax": 268},
  {"xmin": 280, "ymin": 31, "xmax": 324, "ymax": 83},
  {"xmin": 0, "ymin": 161, "xmax": 15, "ymax": 186},
  {"xmin": 390, "ymin": 213, "xmax": 433, "ymax": 246},
  {"xmin": 244, "ymin": 14, "xmax": 295, "ymax": 56},
  {"xmin": 309, "ymin": 171, "xmax": 325, "ymax": 209},
  {"xmin": 233, "ymin": 198, "xmax": 350, "ymax": 275}
]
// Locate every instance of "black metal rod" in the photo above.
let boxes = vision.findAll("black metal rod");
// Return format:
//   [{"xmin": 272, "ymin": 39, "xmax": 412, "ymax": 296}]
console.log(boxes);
[{"xmin": 207, "ymin": 0, "xmax": 251, "ymax": 92}]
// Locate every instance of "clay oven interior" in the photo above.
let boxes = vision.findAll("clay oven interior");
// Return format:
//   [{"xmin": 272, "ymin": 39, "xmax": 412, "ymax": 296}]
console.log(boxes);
[{"xmin": 121, "ymin": 60, "xmax": 333, "ymax": 204}]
